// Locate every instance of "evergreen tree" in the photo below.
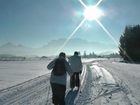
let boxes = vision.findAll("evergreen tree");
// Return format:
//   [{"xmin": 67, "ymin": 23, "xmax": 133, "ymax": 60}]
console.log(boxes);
[{"xmin": 119, "ymin": 25, "xmax": 140, "ymax": 62}]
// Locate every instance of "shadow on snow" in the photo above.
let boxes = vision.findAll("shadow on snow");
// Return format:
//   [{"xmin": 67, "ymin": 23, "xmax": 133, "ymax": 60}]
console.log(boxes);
[{"xmin": 65, "ymin": 90, "xmax": 78, "ymax": 105}]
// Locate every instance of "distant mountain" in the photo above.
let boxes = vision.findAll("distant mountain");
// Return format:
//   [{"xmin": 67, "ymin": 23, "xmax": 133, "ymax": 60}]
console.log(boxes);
[
  {"xmin": 1, "ymin": 42, "xmax": 27, "ymax": 49},
  {"xmin": 0, "ymin": 38, "xmax": 119, "ymax": 56},
  {"xmin": 0, "ymin": 42, "xmax": 36, "ymax": 56},
  {"xmin": 0, "ymin": 42, "xmax": 17, "ymax": 48},
  {"xmin": 42, "ymin": 38, "xmax": 118, "ymax": 55}
]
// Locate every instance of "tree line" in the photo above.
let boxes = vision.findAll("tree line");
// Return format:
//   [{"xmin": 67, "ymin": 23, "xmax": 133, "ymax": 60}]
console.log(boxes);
[
  {"xmin": 82, "ymin": 51, "xmax": 120, "ymax": 58},
  {"xmin": 82, "ymin": 24, "xmax": 140, "ymax": 62},
  {"xmin": 119, "ymin": 25, "xmax": 140, "ymax": 62}
]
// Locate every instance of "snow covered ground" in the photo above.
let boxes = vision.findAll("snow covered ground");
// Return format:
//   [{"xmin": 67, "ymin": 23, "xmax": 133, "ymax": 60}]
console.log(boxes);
[
  {"xmin": 0, "ymin": 61, "xmax": 50, "ymax": 90},
  {"xmin": 76, "ymin": 61, "xmax": 140, "ymax": 105},
  {"xmin": 98, "ymin": 60, "xmax": 140, "ymax": 104},
  {"xmin": 0, "ymin": 59, "xmax": 140, "ymax": 105}
]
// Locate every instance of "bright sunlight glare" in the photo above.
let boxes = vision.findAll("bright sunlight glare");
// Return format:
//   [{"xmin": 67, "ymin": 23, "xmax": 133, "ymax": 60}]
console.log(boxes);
[{"xmin": 84, "ymin": 6, "xmax": 104, "ymax": 20}]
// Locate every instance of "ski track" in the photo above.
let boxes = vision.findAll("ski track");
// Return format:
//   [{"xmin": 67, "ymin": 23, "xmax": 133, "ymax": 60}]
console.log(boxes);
[
  {"xmin": 75, "ymin": 62, "xmax": 138, "ymax": 105},
  {"xmin": 65, "ymin": 64, "xmax": 88, "ymax": 105},
  {"xmin": 0, "ymin": 65, "xmax": 88, "ymax": 105},
  {"xmin": 0, "ymin": 61, "xmax": 139, "ymax": 105},
  {"xmin": 0, "ymin": 74, "xmax": 52, "ymax": 105},
  {"xmin": 98, "ymin": 61, "xmax": 140, "ymax": 105}
]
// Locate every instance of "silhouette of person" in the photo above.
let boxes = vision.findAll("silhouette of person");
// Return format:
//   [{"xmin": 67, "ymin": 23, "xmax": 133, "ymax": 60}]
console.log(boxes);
[
  {"xmin": 47, "ymin": 52, "xmax": 73, "ymax": 105},
  {"xmin": 69, "ymin": 51, "xmax": 83, "ymax": 90}
]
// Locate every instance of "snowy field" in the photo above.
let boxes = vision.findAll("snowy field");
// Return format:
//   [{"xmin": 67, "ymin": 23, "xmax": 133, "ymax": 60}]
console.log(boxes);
[
  {"xmin": 0, "ymin": 60, "xmax": 51, "ymax": 90},
  {"xmin": 0, "ymin": 58, "xmax": 105, "ymax": 90},
  {"xmin": 0, "ymin": 58, "xmax": 140, "ymax": 105}
]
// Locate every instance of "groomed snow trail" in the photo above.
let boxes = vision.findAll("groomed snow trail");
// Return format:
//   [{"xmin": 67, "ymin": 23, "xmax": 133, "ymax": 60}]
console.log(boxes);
[
  {"xmin": 75, "ymin": 62, "xmax": 138, "ymax": 105},
  {"xmin": 0, "ymin": 61, "xmax": 139, "ymax": 105},
  {"xmin": 0, "ymin": 65, "xmax": 88, "ymax": 105},
  {"xmin": 65, "ymin": 64, "xmax": 87, "ymax": 105},
  {"xmin": 0, "ymin": 74, "xmax": 52, "ymax": 105}
]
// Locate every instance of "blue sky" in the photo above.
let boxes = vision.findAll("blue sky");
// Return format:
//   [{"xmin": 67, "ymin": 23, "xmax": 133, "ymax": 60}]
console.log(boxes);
[{"xmin": 0, "ymin": 0, "xmax": 140, "ymax": 55}]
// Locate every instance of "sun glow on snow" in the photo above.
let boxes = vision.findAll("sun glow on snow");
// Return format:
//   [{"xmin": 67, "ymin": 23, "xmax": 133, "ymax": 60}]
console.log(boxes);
[{"xmin": 84, "ymin": 6, "xmax": 104, "ymax": 20}]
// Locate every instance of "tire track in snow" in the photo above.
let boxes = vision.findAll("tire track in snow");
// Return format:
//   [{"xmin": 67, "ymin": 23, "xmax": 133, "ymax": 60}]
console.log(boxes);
[
  {"xmin": 76, "ymin": 62, "xmax": 136, "ymax": 105},
  {"xmin": 0, "ymin": 64, "xmax": 88, "ymax": 105},
  {"xmin": 4, "ymin": 81, "xmax": 47, "ymax": 105},
  {"xmin": 91, "ymin": 63, "xmax": 134, "ymax": 105},
  {"xmin": 0, "ymin": 74, "xmax": 52, "ymax": 105}
]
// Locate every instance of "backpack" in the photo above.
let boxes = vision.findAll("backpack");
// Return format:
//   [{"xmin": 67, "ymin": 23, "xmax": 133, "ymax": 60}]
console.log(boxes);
[{"xmin": 53, "ymin": 59, "xmax": 66, "ymax": 76}]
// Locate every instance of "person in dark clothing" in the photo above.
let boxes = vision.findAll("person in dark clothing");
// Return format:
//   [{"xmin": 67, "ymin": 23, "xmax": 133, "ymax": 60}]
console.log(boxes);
[
  {"xmin": 69, "ymin": 51, "xmax": 83, "ymax": 90},
  {"xmin": 51, "ymin": 83, "xmax": 66, "ymax": 105},
  {"xmin": 47, "ymin": 52, "xmax": 73, "ymax": 105}
]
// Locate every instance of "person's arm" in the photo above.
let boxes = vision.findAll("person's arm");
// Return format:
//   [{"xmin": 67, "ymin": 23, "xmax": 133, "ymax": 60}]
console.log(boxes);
[{"xmin": 47, "ymin": 59, "xmax": 55, "ymax": 70}]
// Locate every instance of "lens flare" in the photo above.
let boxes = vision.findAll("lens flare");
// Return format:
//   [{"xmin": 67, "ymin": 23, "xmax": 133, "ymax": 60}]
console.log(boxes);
[
  {"xmin": 95, "ymin": 0, "xmax": 103, "ymax": 7},
  {"xmin": 57, "ymin": 18, "xmax": 86, "ymax": 53},
  {"xmin": 84, "ymin": 6, "xmax": 104, "ymax": 20},
  {"xmin": 95, "ymin": 19, "xmax": 133, "ymax": 62},
  {"xmin": 56, "ymin": 0, "xmax": 133, "ymax": 62},
  {"xmin": 79, "ymin": 0, "xmax": 87, "ymax": 8}
]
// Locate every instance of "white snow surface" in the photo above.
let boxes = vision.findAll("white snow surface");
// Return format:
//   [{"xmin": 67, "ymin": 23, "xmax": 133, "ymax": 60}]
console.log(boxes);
[
  {"xmin": 0, "ymin": 59, "xmax": 140, "ymax": 105},
  {"xmin": 0, "ymin": 61, "xmax": 50, "ymax": 90},
  {"xmin": 98, "ymin": 60, "xmax": 140, "ymax": 104}
]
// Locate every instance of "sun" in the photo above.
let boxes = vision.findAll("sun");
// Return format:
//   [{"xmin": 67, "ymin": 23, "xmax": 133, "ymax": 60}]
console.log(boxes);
[{"xmin": 84, "ymin": 6, "xmax": 104, "ymax": 21}]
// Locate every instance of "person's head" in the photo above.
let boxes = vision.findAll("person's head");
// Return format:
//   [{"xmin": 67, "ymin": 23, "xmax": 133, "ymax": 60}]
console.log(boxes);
[
  {"xmin": 74, "ymin": 51, "xmax": 79, "ymax": 56},
  {"xmin": 59, "ymin": 52, "xmax": 66, "ymax": 59}
]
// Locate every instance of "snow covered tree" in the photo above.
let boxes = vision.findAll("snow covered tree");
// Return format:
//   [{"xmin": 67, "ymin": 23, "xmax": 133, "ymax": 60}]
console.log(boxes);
[{"xmin": 119, "ymin": 25, "xmax": 140, "ymax": 62}]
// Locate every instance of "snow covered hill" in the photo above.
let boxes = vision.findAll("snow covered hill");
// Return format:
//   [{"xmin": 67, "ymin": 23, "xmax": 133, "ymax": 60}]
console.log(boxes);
[{"xmin": 0, "ymin": 59, "xmax": 140, "ymax": 105}]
